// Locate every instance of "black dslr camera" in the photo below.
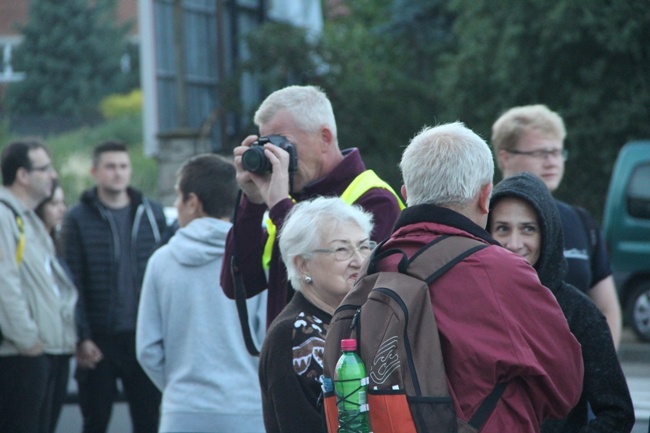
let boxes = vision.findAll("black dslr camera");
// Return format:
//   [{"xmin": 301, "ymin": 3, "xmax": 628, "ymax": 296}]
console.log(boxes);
[{"xmin": 241, "ymin": 135, "xmax": 298, "ymax": 175}]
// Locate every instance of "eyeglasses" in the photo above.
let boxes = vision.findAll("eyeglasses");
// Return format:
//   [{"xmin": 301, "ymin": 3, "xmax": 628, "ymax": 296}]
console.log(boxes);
[
  {"xmin": 312, "ymin": 241, "xmax": 377, "ymax": 261},
  {"xmin": 29, "ymin": 163, "xmax": 55, "ymax": 173},
  {"xmin": 506, "ymin": 148, "xmax": 568, "ymax": 161}
]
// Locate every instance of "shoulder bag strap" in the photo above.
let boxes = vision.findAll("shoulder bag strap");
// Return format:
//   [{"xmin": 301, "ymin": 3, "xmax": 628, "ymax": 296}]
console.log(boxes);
[
  {"xmin": 230, "ymin": 190, "xmax": 261, "ymax": 356},
  {"xmin": 0, "ymin": 199, "xmax": 25, "ymax": 266},
  {"xmin": 406, "ymin": 235, "xmax": 487, "ymax": 282}
]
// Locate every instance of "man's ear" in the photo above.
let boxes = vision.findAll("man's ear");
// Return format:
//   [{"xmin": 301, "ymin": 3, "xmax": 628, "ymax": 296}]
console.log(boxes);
[
  {"xmin": 478, "ymin": 183, "xmax": 493, "ymax": 215},
  {"xmin": 400, "ymin": 185, "xmax": 408, "ymax": 203},
  {"xmin": 320, "ymin": 126, "xmax": 334, "ymax": 152},
  {"xmin": 187, "ymin": 192, "xmax": 203, "ymax": 215},
  {"xmin": 16, "ymin": 167, "xmax": 30, "ymax": 185},
  {"xmin": 496, "ymin": 149, "xmax": 509, "ymax": 172}
]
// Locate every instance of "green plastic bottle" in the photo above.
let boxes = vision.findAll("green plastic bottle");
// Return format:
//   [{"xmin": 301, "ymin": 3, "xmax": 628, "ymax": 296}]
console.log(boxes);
[{"xmin": 334, "ymin": 338, "xmax": 371, "ymax": 433}]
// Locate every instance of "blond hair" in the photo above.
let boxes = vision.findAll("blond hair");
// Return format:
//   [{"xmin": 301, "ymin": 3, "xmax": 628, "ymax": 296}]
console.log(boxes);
[{"xmin": 491, "ymin": 104, "xmax": 566, "ymax": 153}]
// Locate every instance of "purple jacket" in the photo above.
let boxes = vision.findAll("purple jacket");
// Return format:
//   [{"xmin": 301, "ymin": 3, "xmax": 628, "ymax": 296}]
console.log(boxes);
[{"xmin": 221, "ymin": 148, "xmax": 401, "ymax": 327}]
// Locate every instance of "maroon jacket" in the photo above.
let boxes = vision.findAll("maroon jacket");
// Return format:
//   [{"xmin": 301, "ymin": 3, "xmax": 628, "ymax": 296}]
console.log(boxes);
[
  {"xmin": 221, "ymin": 148, "xmax": 401, "ymax": 327},
  {"xmin": 379, "ymin": 204, "xmax": 583, "ymax": 433}
]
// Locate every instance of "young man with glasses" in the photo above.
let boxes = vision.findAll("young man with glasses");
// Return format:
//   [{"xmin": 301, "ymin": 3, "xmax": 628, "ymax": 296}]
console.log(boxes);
[
  {"xmin": 492, "ymin": 104, "xmax": 622, "ymax": 348},
  {"xmin": 0, "ymin": 139, "xmax": 78, "ymax": 433}
]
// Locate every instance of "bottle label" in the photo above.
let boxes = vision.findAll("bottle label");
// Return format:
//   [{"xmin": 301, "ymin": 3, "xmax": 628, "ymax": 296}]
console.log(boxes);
[
  {"xmin": 359, "ymin": 390, "xmax": 367, "ymax": 405},
  {"xmin": 320, "ymin": 375, "xmax": 334, "ymax": 393}
]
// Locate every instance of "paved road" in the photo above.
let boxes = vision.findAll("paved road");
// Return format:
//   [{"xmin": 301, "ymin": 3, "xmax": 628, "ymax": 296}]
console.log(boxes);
[
  {"xmin": 621, "ymin": 327, "xmax": 650, "ymax": 433},
  {"xmin": 55, "ymin": 329, "xmax": 650, "ymax": 433},
  {"xmin": 55, "ymin": 360, "xmax": 131, "ymax": 433},
  {"xmin": 624, "ymin": 362, "xmax": 650, "ymax": 433},
  {"xmin": 56, "ymin": 403, "xmax": 130, "ymax": 433}
]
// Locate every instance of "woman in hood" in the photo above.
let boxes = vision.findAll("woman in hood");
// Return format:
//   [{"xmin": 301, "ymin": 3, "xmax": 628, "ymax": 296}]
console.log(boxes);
[{"xmin": 489, "ymin": 172, "xmax": 634, "ymax": 433}]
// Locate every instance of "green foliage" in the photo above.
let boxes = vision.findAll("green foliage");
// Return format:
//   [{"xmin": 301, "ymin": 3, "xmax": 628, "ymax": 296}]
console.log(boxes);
[
  {"xmin": 100, "ymin": 89, "xmax": 143, "ymax": 119},
  {"xmin": 5, "ymin": 0, "xmax": 133, "ymax": 116},
  {"xmin": 317, "ymin": 5, "xmax": 438, "ymax": 188},
  {"xmin": 0, "ymin": 114, "xmax": 157, "ymax": 205},
  {"xmin": 239, "ymin": 0, "xmax": 650, "ymax": 217},
  {"xmin": 436, "ymin": 0, "xmax": 650, "ymax": 215},
  {"xmin": 242, "ymin": 2, "xmax": 438, "ymax": 189},
  {"xmin": 242, "ymin": 22, "xmax": 321, "ymax": 91}
]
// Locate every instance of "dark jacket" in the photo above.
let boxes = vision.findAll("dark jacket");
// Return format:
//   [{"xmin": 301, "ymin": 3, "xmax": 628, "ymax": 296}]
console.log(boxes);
[
  {"xmin": 63, "ymin": 187, "xmax": 167, "ymax": 340},
  {"xmin": 221, "ymin": 148, "xmax": 402, "ymax": 327},
  {"xmin": 379, "ymin": 204, "xmax": 583, "ymax": 433},
  {"xmin": 490, "ymin": 172, "xmax": 634, "ymax": 433}
]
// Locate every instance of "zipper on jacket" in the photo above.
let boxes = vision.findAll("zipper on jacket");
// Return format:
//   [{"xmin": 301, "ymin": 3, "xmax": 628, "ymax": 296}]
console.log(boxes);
[
  {"xmin": 95, "ymin": 203, "xmax": 120, "ymax": 333},
  {"xmin": 96, "ymin": 205, "xmax": 121, "ymax": 262}
]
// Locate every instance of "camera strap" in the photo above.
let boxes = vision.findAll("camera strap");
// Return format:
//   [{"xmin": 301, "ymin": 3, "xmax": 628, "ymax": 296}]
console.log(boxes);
[{"xmin": 231, "ymin": 190, "xmax": 262, "ymax": 356}]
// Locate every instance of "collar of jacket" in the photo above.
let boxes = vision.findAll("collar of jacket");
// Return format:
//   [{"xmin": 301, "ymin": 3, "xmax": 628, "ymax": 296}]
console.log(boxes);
[
  {"xmin": 394, "ymin": 203, "xmax": 500, "ymax": 246},
  {"xmin": 294, "ymin": 148, "xmax": 364, "ymax": 200},
  {"xmin": 82, "ymin": 186, "xmax": 145, "ymax": 210}
]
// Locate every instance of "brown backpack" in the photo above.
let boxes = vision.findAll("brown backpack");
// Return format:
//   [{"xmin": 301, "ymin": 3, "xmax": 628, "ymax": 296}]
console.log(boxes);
[{"xmin": 322, "ymin": 235, "xmax": 507, "ymax": 433}]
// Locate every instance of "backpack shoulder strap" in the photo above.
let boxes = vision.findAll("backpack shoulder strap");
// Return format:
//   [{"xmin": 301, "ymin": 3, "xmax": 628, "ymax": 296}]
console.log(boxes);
[
  {"xmin": 406, "ymin": 235, "xmax": 487, "ymax": 283},
  {"xmin": 468, "ymin": 382, "xmax": 508, "ymax": 429},
  {"xmin": 402, "ymin": 234, "xmax": 508, "ymax": 431},
  {"xmin": 0, "ymin": 199, "xmax": 25, "ymax": 266}
]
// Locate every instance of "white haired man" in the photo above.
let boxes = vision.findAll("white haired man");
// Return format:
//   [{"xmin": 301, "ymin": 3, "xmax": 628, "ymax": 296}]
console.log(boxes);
[
  {"xmin": 376, "ymin": 122, "xmax": 583, "ymax": 432},
  {"xmin": 221, "ymin": 85, "xmax": 403, "ymax": 329}
]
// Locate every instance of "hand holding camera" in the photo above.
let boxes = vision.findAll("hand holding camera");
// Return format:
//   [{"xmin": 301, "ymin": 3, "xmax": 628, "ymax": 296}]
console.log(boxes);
[
  {"xmin": 242, "ymin": 135, "xmax": 298, "ymax": 175},
  {"xmin": 235, "ymin": 135, "xmax": 298, "ymax": 207}
]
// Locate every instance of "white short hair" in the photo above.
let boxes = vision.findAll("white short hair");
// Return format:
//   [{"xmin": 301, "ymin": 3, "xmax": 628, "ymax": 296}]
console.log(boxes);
[
  {"xmin": 254, "ymin": 85, "xmax": 338, "ymax": 137},
  {"xmin": 400, "ymin": 122, "xmax": 494, "ymax": 207},
  {"xmin": 279, "ymin": 196, "xmax": 374, "ymax": 290}
]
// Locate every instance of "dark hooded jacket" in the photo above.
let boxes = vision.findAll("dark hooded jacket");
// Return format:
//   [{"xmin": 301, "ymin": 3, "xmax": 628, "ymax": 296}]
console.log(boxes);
[
  {"xmin": 490, "ymin": 173, "xmax": 634, "ymax": 433},
  {"xmin": 63, "ymin": 187, "xmax": 167, "ymax": 340}
]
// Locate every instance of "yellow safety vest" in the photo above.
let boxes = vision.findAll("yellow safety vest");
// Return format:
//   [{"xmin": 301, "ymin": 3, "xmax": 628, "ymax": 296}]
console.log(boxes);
[{"xmin": 262, "ymin": 169, "xmax": 405, "ymax": 269}]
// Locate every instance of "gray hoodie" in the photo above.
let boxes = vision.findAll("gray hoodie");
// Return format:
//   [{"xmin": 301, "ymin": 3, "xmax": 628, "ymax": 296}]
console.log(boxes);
[{"xmin": 136, "ymin": 217, "xmax": 266, "ymax": 432}]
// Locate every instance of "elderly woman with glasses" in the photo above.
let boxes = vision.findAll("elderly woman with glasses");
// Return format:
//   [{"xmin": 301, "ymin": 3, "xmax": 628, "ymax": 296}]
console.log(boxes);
[{"xmin": 258, "ymin": 196, "xmax": 375, "ymax": 433}]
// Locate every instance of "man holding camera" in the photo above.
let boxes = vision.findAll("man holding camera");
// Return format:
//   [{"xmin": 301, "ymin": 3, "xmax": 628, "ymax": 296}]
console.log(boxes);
[{"xmin": 221, "ymin": 85, "xmax": 403, "ymax": 329}]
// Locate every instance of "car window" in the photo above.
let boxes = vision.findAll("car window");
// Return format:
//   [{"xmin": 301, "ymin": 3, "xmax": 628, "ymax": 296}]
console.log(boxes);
[{"xmin": 627, "ymin": 163, "xmax": 650, "ymax": 219}]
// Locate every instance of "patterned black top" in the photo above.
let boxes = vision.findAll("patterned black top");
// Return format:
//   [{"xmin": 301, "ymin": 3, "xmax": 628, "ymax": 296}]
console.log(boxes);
[{"xmin": 259, "ymin": 291, "xmax": 331, "ymax": 433}]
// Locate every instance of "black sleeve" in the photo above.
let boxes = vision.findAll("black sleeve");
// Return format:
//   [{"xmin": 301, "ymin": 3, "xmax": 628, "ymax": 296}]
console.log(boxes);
[
  {"xmin": 559, "ymin": 285, "xmax": 634, "ymax": 433},
  {"xmin": 62, "ymin": 209, "xmax": 91, "ymax": 341}
]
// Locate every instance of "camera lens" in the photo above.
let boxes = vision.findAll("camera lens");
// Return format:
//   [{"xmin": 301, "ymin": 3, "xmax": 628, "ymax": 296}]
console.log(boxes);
[{"xmin": 242, "ymin": 147, "xmax": 272, "ymax": 174}]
